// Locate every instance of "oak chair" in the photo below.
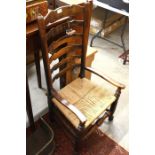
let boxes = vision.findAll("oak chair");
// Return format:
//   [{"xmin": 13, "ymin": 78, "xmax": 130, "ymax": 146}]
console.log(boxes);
[{"xmin": 38, "ymin": 1, "xmax": 125, "ymax": 154}]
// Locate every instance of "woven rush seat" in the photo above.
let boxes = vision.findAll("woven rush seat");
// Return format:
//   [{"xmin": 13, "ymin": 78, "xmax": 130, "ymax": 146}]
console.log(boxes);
[{"xmin": 52, "ymin": 78, "xmax": 116, "ymax": 129}]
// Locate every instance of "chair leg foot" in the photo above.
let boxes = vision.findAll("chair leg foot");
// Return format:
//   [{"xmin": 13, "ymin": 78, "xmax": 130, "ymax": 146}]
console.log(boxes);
[{"xmin": 108, "ymin": 115, "xmax": 114, "ymax": 121}]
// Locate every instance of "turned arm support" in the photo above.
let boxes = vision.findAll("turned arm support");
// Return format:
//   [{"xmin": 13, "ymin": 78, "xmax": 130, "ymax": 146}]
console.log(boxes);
[
  {"xmin": 51, "ymin": 89, "xmax": 87, "ymax": 126},
  {"xmin": 84, "ymin": 67, "xmax": 125, "ymax": 89}
]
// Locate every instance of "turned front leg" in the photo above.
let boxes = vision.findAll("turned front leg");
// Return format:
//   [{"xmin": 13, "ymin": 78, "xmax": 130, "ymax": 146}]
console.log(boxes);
[{"xmin": 109, "ymin": 88, "xmax": 121, "ymax": 121}]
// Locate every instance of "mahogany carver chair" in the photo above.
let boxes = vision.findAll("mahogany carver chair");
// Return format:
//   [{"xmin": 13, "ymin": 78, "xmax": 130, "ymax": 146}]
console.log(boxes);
[{"xmin": 38, "ymin": 1, "xmax": 125, "ymax": 154}]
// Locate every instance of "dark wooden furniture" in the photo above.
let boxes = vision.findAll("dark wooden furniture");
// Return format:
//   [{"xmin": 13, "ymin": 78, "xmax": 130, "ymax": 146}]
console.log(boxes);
[
  {"xmin": 26, "ymin": 75, "xmax": 36, "ymax": 132},
  {"xmin": 26, "ymin": 0, "xmax": 56, "ymax": 88},
  {"xmin": 26, "ymin": 24, "xmax": 42, "ymax": 88},
  {"xmin": 38, "ymin": 1, "xmax": 125, "ymax": 154},
  {"xmin": 26, "ymin": 0, "xmax": 48, "ymax": 88},
  {"xmin": 26, "ymin": 0, "xmax": 48, "ymax": 24}
]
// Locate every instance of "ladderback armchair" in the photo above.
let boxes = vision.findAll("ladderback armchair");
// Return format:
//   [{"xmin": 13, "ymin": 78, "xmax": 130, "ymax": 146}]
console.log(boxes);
[{"xmin": 37, "ymin": 1, "xmax": 125, "ymax": 154}]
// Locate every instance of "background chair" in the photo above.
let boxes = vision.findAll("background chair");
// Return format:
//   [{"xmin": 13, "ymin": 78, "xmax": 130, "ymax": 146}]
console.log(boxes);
[{"xmin": 38, "ymin": 1, "xmax": 125, "ymax": 154}]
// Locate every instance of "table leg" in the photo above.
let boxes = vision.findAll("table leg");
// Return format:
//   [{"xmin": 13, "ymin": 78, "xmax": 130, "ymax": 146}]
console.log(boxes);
[
  {"xmin": 34, "ymin": 49, "xmax": 42, "ymax": 88},
  {"xmin": 119, "ymin": 17, "xmax": 129, "ymax": 65},
  {"xmin": 90, "ymin": 10, "xmax": 108, "ymax": 47},
  {"xmin": 26, "ymin": 76, "xmax": 35, "ymax": 131}
]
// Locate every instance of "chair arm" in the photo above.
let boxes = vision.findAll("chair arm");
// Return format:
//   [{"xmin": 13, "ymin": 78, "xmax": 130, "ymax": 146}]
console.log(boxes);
[
  {"xmin": 84, "ymin": 67, "xmax": 125, "ymax": 89},
  {"xmin": 51, "ymin": 90, "xmax": 87, "ymax": 125}
]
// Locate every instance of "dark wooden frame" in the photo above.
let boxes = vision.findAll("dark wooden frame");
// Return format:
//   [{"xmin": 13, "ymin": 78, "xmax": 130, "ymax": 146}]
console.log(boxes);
[{"xmin": 37, "ymin": 1, "xmax": 125, "ymax": 154}]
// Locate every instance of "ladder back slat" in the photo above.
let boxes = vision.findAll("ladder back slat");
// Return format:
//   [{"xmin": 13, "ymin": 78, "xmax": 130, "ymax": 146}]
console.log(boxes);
[
  {"xmin": 46, "ymin": 19, "xmax": 84, "ymax": 41},
  {"xmin": 45, "ymin": 5, "xmax": 84, "ymax": 25},
  {"xmin": 48, "ymin": 33, "xmax": 83, "ymax": 52},
  {"xmin": 49, "ymin": 45, "xmax": 82, "ymax": 63},
  {"xmin": 51, "ymin": 55, "xmax": 80, "ymax": 72},
  {"xmin": 52, "ymin": 64, "xmax": 80, "ymax": 83}
]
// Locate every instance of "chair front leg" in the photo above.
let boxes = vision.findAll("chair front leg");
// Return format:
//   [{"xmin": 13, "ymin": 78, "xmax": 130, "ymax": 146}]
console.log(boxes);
[{"xmin": 109, "ymin": 88, "xmax": 121, "ymax": 121}]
